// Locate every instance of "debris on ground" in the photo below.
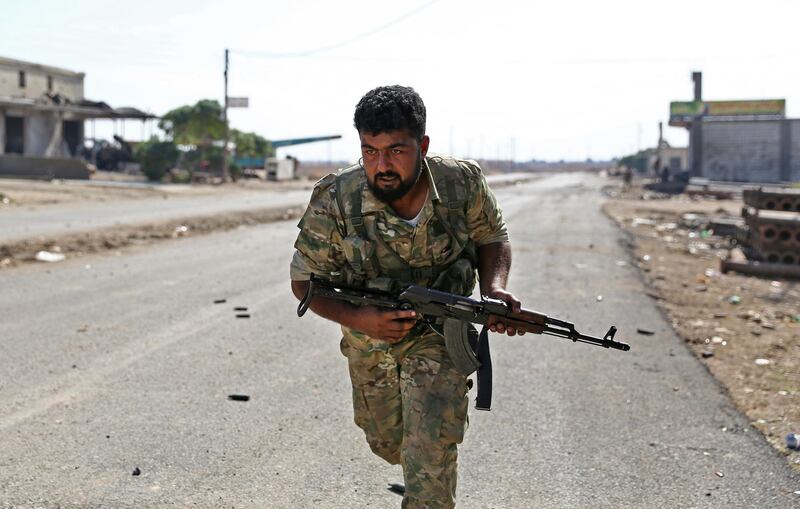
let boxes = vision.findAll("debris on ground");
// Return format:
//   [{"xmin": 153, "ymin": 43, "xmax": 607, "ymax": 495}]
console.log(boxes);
[
  {"xmin": 636, "ymin": 328, "xmax": 655, "ymax": 336},
  {"xmin": 387, "ymin": 483, "xmax": 406, "ymax": 495},
  {"xmin": 0, "ymin": 206, "xmax": 305, "ymax": 270},
  {"xmin": 35, "ymin": 250, "xmax": 66, "ymax": 263},
  {"xmin": 603, "ymin": 180, "xmax": 800, "ymax": 472},
  {"xmin": 213, "ymin": 299, "xmax": 227, "ymax": 304},
  {"xmin": 228, "ymin": 394, "xmax": 250, "ymax": 402},
  {"xmin": 173, "ymin": 225, "xmax": 189, "ymax": 237},
  {"xmin": 132, "ymin": 467, "xmax": 141, "ymax": 476}
]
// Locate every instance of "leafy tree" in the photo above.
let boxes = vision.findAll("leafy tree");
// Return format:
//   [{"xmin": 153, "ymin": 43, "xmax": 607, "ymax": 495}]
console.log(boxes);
[
  {"xmin": 136, "ymin": 137, "xmax": 180, "ymax": 181},
  {"xmin": 619, "ymin": 149, "xmax": 653, "ymax": 172},
  {"xmin": 231, "ymin": 129, "xmax": 274, "ymax": 159},
  {"xmin": 159, "ymin": 100, "xmax": 225, "ymax": 145},
  {"xmin": 156, "ymin": 99, "xmax": 273, "ymax": 178}
]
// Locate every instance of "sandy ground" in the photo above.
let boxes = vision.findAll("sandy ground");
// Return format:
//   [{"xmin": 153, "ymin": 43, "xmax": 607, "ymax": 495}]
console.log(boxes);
[
  {"xmin": 603, "ymin": 180, "xmax": 800, "ymax": 472},
  {"xmin": 0, "ymin": 172, "xmax": 538, "ymax": 269},
  {"xmin": 0, "ymin": 174, "xmax": 316, "ymax": 268},
  {"xmin": 0, "ymin": 173, "xmax": 317, "ymax": 208},
  {"xmin": 0, "ymin": 206, "xmax": 305, "ymax": 269}
]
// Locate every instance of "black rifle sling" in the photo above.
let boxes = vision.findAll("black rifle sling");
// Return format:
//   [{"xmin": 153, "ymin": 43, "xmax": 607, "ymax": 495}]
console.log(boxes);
[{"xmin": 474, "ymin": 325, "xmax": 493, "ymax": 411}]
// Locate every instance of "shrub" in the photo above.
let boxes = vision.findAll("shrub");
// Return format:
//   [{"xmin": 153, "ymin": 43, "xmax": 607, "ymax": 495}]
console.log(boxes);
[{"xmin": 137, "ymin": 139, "xmax": 180, "ymax": 182}]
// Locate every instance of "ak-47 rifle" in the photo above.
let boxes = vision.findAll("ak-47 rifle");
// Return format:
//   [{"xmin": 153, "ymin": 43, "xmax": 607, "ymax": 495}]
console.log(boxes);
[{"xmin": 297, "ymin": 275, "xmax": 630, "ymax": 410}]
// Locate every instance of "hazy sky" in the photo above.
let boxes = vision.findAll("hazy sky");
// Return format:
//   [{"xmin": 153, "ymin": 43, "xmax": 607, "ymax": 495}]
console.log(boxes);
[{"xmin": 2, "ymin": 0, "xmax": 799, "ymax": 162}]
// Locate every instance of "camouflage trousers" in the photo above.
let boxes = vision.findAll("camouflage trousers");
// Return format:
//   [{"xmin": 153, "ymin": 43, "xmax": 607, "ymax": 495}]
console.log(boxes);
[{"xmin": 340, "ymin": 331, "xmax": 469, "ymax": 509}]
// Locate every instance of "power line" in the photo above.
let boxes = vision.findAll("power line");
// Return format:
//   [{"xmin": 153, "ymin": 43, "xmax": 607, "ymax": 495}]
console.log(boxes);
[{"xmin": 231, "ymin": 0, "xmax": 442, "ymax": 59}]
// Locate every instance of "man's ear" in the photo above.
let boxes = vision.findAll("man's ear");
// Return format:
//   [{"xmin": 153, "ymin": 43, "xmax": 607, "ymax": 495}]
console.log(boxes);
[{"xmin": 420, "ymin": 135, "xmax": 430, "ymax": 157}]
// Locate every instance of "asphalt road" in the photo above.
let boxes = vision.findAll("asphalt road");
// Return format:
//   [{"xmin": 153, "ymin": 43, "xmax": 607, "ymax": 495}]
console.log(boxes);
[
  {"xmin": 0, "ymin": 188, "xmax": 313, "ymax": 243},
  {"xmin": 1, "ymin": 173, "xmax": 798, "ymax": 508},
  {"xmin": 0, "ymin": 174, "xmax": 533, "ymax": 244}
]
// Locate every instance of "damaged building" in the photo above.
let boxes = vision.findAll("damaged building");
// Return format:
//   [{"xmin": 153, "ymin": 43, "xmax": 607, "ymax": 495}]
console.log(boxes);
[
  {"xmin": 0, "ymin": 56, "xmax": 155, "ymax": 179},
  {"xmin": 670, "ymin": 72, "xmax": 800, "ymax": 184}
]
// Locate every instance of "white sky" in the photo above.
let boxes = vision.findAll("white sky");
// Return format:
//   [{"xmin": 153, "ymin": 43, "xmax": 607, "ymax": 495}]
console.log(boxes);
[{"xmin": 2, "ymin": 0, "xmax": 799, "ymax": 162}]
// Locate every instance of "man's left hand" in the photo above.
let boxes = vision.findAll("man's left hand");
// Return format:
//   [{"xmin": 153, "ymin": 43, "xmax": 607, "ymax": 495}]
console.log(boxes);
[{"xmin": 486, "ymin": 288, "xmax": 525, "ymax": 336}]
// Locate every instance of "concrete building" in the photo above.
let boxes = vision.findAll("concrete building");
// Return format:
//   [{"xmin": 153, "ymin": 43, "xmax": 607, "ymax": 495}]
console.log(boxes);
[
  {"xmin": 0, "ymin": 56, "xmax": 154, "ymax": 178},
  {"xmin": 646, "ymin": 145, "xmax": 689, "ymax": 178},
  {"xmin": 697, "ymin": 118, "xmax": 800, "ymax": 183},
  {"xmin": 669, "ymin": 72, "xmax": 799, "ymax": 184}
]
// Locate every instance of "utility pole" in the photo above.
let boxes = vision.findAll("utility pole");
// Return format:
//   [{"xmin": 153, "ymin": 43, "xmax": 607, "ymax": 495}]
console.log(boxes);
[
  {"xmin": 221, "ymin": 48, "xmax": 231, "ymax": 183},
  {"xmin": 656, "ymin": 121, "xmax": 663, "ymax": 179},
  {"xmin": 690, "ymin": 71, "xmax": 703, "ymax": 177}
]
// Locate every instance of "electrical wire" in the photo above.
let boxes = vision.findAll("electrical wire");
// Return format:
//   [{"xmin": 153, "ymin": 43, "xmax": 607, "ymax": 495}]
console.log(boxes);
[{"xmin": 231, "ymin": 0, "xmax": 442, "ymax": 59}]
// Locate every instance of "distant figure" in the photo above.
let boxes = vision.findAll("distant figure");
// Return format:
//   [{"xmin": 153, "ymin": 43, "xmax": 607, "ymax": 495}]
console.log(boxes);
[
  {"xmin": 661, "ymin": 166, "xmax": 670, "ymax": 183},
  {"xmin": 622, "ymin": 166, "xmax": 633, "ymax": 192}
]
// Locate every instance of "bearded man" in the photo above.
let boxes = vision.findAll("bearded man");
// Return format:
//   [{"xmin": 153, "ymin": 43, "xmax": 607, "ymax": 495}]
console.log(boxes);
[{"xmin": 290, "ymin": 85, "xmax": 521, "ymax": 508}]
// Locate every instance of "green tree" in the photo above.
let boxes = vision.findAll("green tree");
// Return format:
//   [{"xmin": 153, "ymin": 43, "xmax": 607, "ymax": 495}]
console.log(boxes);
[
  {"xmin": 231, "ymin": 129, "xmax": 274, "ymax": 159},
  {"xmin": 157, "ymin": 99, "xmax": 273, "ymax": 178},
  {"xmin": 159, "ymin": 99, "xmax": 226, "ymax": 145},
  {"xmin": 136, "ymin": 137, "xmax": 180, "ymax": 181}
]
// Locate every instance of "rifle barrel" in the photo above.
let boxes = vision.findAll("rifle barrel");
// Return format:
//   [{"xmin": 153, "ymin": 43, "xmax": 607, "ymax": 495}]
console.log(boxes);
[{"xmin": 540, "ymin": 325, "xmax": 631, "ymax": 351}]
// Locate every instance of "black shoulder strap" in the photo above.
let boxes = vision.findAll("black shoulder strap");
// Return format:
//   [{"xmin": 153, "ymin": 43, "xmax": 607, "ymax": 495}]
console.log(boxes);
[{"xmin": 474, "ymin": 325, "xmax": 493, "ymax": 411}]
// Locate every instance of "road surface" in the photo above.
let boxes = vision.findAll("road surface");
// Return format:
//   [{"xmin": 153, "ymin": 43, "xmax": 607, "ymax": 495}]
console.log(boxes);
[
  {"xmin": 0, "ymin": 174, "xmax": 535, "ymax": 244},
  {"xmin": 1, "ymin": 173, "xmax": 797, "ymax": 507}
]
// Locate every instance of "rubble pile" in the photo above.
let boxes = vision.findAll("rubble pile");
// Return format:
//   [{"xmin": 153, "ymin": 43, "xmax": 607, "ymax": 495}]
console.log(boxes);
[{"xmin": 630, "ymin": 209, "xmax": 732, "ymax": 263}]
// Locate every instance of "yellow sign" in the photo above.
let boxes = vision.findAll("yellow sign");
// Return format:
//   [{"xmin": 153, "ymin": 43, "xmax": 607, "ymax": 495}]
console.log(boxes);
[{"xmin": 669, "ymin": 99, "xmax": 785, "ymax": 126}]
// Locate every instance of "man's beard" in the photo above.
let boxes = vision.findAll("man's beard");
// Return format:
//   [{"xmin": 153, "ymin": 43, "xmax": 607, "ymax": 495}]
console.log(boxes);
[{"xmin": 366, "ymin": 152, "xmax": 423, "ymax": 203}]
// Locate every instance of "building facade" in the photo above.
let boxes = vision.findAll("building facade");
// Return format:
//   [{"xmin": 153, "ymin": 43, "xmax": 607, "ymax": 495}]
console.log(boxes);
[
  {"xmin": 0, "ymin": 56, "xmax": 154, "ymax": 178},
  {"xmin": 698, "ymin": 119, "xmax": 800, "ymax": 183},
  {"xmin": 669, "ymin": 72, "xmax": 798, "ymax": 184},
  {"xmin": 0, "ymin": 56, "xmax": 88, "ymax": 157}
]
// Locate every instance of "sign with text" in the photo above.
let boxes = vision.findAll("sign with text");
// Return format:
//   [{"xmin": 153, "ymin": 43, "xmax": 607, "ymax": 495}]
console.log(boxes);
[
  {"xmin": 227, "ymin": 97, "xmax": 249, "ymax": 108},
  {"xmin": 669, "ymin": 99, "xmax": 785, "ymax": 126}
]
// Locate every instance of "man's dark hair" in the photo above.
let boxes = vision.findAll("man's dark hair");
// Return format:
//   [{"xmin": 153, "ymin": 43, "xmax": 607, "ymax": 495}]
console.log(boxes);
[{"xmin": 354, "ymin": 85, "xmax": 426, "ymax": 141}]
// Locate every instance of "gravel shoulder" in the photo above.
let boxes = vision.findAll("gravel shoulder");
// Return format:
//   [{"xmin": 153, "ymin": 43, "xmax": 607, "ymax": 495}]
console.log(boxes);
[{"xmin": 603, "ymin": 183, "xmax": 800, "ymax": 472}]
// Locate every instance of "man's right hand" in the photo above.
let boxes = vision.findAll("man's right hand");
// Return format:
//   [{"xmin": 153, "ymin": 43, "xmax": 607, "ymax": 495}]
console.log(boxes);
[{"xmin": 352, "ymin": 307, "xmax": 419, "ymax": 343}]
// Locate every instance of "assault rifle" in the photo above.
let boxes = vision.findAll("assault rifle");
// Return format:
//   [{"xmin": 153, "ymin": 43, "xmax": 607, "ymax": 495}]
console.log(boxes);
[{"xmin": 297, "ymin": 275, "xmax": 630, "ymax": 410}]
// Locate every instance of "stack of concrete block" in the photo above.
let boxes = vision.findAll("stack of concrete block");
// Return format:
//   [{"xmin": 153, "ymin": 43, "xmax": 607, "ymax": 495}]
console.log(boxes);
[
  {"xmin": 743, "ymin": 188, "xmax": 800, "ymax": 213},
  {"xmin": 740, "ymin": 188, "xmax": 800, "ymax": 265},
  {"xmin": 723, "ymin": 188, "xmax": 800, "ymax": 278}
]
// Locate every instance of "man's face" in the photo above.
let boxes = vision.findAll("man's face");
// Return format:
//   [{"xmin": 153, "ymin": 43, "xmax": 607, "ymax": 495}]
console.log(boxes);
[{"xmin": 359, "ymin": 130, "xmax": 429, "ymax": 203}]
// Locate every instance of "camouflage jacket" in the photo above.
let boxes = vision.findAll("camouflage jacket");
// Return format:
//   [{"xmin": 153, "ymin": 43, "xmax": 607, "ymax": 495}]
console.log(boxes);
[{"xmin": 290, "ymin": 154, "xmax": 508, "ymax": 346}]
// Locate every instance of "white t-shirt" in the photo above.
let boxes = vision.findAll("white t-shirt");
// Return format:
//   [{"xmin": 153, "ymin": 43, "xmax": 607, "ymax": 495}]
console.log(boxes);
[{"xmin": 401, "ymin": 191, "xmax": 428, "ymax": 227}]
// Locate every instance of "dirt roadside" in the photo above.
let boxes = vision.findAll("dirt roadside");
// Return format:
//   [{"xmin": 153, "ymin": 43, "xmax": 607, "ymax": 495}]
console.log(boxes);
[
  {"xmin": 0, "ymin": 175, "xmax": 318, "ymax": 269},
  {"xmin": 0, "ymin": 173, "xmax": 316, "ymax": 208},
  {"xmin": 0, "ymin": 173, "xmax": 540, "ymax": 270},
  {"xmin": 0, "ymin": 205, "xmax": 306, "ymax": 269},
  {"xmin": 602, "ymin": 182, "xmax": 800, "ymax": 472}
]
